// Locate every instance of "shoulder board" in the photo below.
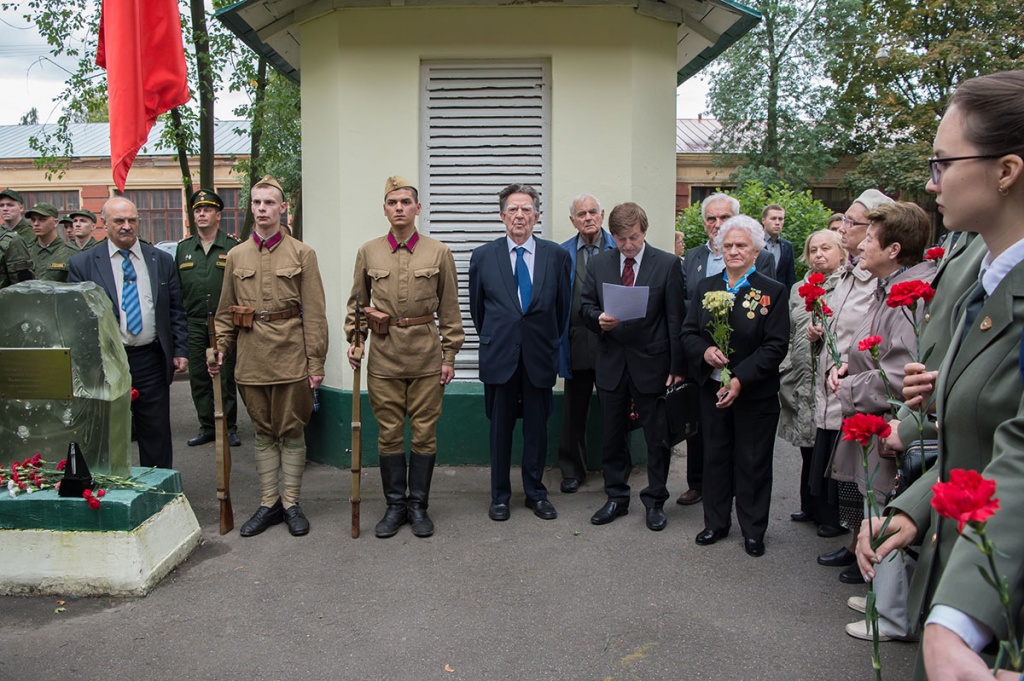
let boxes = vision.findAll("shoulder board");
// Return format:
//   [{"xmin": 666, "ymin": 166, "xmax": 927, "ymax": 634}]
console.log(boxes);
[{"xmin": 228, "ymin": 233, "xmax": 242, "ymax": 242}]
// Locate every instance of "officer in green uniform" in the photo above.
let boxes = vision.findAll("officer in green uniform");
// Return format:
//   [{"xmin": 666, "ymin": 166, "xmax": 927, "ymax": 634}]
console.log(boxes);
[
  {"xmin": 25, "ymin": 202, "xmax": 76, "ymax": 282},
  {"xmin": 0, "ymin": 189, "xmax": 35, "ymax": 243},
  {"xmin": 67, "ymin": 209, "xmax": 101, "ymax": 250},
  {"xmin": 58, "ymin": 215, "xmax": 73, "ymax": 242},
  {"xmin": 0, "ymin": 218, "xmax": 33, "ymax": 287},
  {"xmin": 176, "ymin": 189, "xmax": 241, "ymax": 447}
]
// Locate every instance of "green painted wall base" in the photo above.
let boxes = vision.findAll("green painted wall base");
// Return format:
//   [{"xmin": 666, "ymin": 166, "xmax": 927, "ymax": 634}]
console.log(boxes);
[
  {"xmin": 0, "ymin": 468, "xmax": 184, "ymax": 532},
  {"xmin": 305, "ymin": 383, "xmax": 648, "ymax": 469}
]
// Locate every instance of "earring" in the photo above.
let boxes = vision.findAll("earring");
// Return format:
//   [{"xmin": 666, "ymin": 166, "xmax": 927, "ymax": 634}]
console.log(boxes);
[{"xmin": 999, "ymin": 186, "xmax": 1009, "ymax": 196}]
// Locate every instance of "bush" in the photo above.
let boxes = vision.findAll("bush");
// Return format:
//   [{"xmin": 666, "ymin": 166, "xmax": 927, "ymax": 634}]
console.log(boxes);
[{"xmin": 675, "ymin": 181, "xmax": 833, "ymax": 279}]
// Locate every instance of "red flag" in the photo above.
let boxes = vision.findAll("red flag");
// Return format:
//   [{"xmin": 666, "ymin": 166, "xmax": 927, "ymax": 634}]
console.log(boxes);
[{"xmin": 97, "ymin": 0, "xmax": 190, "ymax": 191}]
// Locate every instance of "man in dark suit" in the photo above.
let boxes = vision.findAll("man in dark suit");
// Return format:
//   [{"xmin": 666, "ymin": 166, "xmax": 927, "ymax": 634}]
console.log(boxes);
[
  {"xmin": 469, "ymin": 183, "xmax": 571, "ymax": 522},
  {"xmin": 761, "ymin": 204, "xmax": 796, "ymax": 291},
  {"xmin": 556, "ymin": 193, "xmax": 617, "ymax": 494},
  {"xmin": 677, "ymin": 193, "xmax": 776, "ymax": 507},
  {"xmin": 69, "ymin": 196, "xmax": 188, "ymax": 469},
  {"xmin": 580, "ymin": 202, "xmax": 685, "ymax": 531}
]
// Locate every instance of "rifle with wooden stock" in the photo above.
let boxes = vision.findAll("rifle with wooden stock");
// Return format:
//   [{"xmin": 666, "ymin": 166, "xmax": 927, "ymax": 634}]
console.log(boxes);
[
  {"xmin": 206, "ymin": 296, "xmax": 234, "ymax": 534},
  {"xmin": 350, "ymin": 297, "xmax": 364, "ymax": 538}
]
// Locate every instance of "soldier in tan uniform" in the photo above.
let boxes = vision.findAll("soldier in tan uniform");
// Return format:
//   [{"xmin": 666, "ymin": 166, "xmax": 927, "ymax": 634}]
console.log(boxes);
[
  {"xmin": 210, "ymin": 176, "xmax": 328, "ymax": 538},
  {"xmin": 345, "ymin": 176, "xmax": 464, "ymax": 539}
]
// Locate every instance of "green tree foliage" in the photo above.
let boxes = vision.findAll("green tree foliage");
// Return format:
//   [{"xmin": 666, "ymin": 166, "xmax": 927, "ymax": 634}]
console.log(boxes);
[
  {"xmin": 19, "ymin": 107, "xmax": 38, "ymax": 125},
  {"xmin": 676, "ymin": 181, "xmax": 831, "ymax": 279},
  {"xmin": 826, "ymin": 0, "xmax": 1024, "ymax": 199},
  {"xmin": 705, "ymin": 0, "xmax": 851, "ymax": 190}
]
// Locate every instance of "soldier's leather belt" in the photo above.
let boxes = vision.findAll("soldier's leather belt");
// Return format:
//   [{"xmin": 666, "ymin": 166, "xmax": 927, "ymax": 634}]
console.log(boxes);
[
  {"xmin": 389, "ymin": 314, "xmax": 434, "ymax": 328},
  {"xmin": 257, "ymin": 305, "xmax": 302, "ymax": 322}
]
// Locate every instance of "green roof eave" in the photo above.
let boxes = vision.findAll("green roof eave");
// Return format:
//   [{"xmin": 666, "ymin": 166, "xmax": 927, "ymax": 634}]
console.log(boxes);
[
  {"xmin": 215, "ymin": 0, "xmax": 301, "ymax": 85},
  {"xmin": 215, "ymin": 0, "xmax": 761, "ymax": 87},
  {"xmin": 677, "ymin": 0, "xmax": 760, "ymax": 85}
]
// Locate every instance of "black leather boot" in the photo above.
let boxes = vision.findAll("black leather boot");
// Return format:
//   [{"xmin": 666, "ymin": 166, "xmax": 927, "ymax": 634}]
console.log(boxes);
[
  {"xmin": 375, "ymin": 455, "xmax": 408, "ymax": 538},
  {"xmin": 407, "ymin": 452, "xmax": 436, "ymax": 538}
]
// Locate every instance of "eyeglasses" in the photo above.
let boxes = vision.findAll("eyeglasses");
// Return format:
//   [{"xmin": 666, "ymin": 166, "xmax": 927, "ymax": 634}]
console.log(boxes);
[
  {"xmin": 928, "ymin": 154, "xmax": 1004, "ymax": 185},
  {"xmin": 841, "ymin": 216, "xmax": 870, "ymax": 229}
]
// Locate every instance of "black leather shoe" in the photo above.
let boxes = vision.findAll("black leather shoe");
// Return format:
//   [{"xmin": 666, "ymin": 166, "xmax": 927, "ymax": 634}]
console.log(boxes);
[
  {"xmin": 839, "ymin": 564, "xmax": 865, "ymax": 584},
  {"xmin": 818, "ymin": 546, "xmax": 856, "ymax": 567},
  {"xmin": 525, "ymin": 498, "xmax": 557, "ymax": 520},
  {"xmin": 228, "ymin": 433, "xmax": 241, "ymax": 447},
  {"xmin": 560, "ymin": 478, "xmax": 580, "ymax": 494},
  {"xmin": 239, "ymin": 501, "xmax": 284, "ymax": 537},
  {"xmin": 187, "ymin": 432, "xmax": 215, "ymax": 447},
  {"xmin": 590, "ymin": 500, "xmax": 629, "ymax": 525},
  {"xmin": 744, "ymin": 537, "xmax": 765, "ymax": 557},
  {"xmin": 695, "ymin": 527, "xmax": 729, "ymax": 545},
  {"xmin": 676, "ymin": 488, "xmax": 702, "ymax": 505},
  {"xmin": 645, "ymin": 507, "xmax": 667, "ymax": 531},
  {"xmin": 488, "ymin": 502, "xmax": 510, "ymax": 521},
  {"xmin": 284, "ymin": 504, "xmax": 310, "ymax": 536},
  {"xmin": 818, "ymin": 524, "xmax": 850, "ymax": 538},
  {"xmin": 790, "ymin": 510, "xmax": 813, "ymax": 522}
]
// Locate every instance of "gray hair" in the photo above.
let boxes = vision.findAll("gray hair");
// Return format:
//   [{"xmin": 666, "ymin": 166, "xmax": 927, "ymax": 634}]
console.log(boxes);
[
  {"xmin": 499, "ymin": 184, "xmax": 541, "ymax": 213},
  {"xmin": 701, "ymin": 192, "xmax": 740, "ymax": 220},
  {"xmin": 569, "ymin": 193, "xmax": 602, "ymax": 215},
  {"xmin": 713, "ymin": 214, "xmax": 765, "ymax": 252}
]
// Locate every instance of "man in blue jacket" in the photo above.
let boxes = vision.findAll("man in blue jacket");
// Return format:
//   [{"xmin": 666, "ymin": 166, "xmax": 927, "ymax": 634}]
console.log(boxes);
[{"xmin": 556, "ymin": 193, "xmax": 616, "ymax": 493}]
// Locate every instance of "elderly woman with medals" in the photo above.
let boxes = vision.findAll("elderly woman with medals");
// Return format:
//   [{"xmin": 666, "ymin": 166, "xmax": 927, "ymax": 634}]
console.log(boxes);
[{"xmin": 682, "ymin": 214, "xmax": 789, "ymax": 557}]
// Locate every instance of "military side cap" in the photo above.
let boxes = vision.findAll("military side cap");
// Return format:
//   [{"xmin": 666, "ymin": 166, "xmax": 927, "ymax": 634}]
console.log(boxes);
[
  {"xmin": 255, "ymin": 175, "xmax": 284, "ymax": 194},
  {"xmin": 190, "ymin": 188, "xmax": 224, "ymax": 211},
  {"xmin": 25, "ymin": 202, "xmax": 59, "ymax": 219},
  {"xmin": 0, "ymin": 188, "xmax": 24, "ymax": 204},
  {"xmin": 69, "ymin": 208, "xmax": 97, "ymax": 222},
  {"xmin": 384, "ymin": 176, "xmax": 416, "ymax": 198}
]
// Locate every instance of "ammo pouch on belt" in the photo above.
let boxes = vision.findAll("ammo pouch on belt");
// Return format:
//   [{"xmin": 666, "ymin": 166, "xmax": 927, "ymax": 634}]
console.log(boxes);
[
  {"xmin": 364, "ymin": 306, "xmax": 391, "ymax": 335},
  {"xmin": 229, "ymin": 305, "xmax": 256, "ymax": 329}
]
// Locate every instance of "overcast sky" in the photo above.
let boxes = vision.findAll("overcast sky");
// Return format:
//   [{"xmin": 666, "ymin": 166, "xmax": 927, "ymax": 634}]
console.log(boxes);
[{"xmin": 0, "ymin": 8, "xmax": 710, "ymax": 126}]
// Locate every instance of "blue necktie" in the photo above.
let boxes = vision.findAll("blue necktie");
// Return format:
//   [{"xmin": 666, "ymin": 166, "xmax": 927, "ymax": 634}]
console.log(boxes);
[
  {"xmin": 119, "ymin": 249, "xmax": 143, "ymax": 335},
  {"xmin": 515, "ymin": 246, "xmax": 532, "ymax": 311}
]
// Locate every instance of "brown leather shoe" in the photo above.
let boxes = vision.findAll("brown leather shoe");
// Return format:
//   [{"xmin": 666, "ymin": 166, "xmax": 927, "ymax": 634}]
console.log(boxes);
[{"xmin": 676, "ymin": 488, "xmax": 702, "ymax": 505}]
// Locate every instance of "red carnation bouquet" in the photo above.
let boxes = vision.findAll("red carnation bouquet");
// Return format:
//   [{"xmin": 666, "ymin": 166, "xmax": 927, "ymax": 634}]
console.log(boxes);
[
  {"xmin": 841, "ymin": 413, "xmax": 894, "ymax": 680},
  {"xmin": 932, "ymin": 470, "xmax": 1021, "ymax": 672},
  {"xmin": 798, "ymin": 271, "xmax": 841, "ymax": 381}
]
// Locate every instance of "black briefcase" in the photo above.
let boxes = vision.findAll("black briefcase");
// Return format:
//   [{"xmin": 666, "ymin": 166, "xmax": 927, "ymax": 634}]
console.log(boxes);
[{"xmin": 660, "ymin": 380, "xmax": 699, "ymax": 447}]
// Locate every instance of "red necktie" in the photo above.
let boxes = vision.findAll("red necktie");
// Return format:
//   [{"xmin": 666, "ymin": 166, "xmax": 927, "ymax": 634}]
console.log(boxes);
[{"xmin": 621, "ymin": 257, "xmax": 635, "ymax": 287}]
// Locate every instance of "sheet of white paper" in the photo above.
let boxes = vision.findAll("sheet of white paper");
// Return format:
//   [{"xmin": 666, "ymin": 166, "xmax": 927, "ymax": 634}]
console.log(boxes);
[{"xmin": 603, "ymin": 283, "xmax": 649, "ymax": 321}]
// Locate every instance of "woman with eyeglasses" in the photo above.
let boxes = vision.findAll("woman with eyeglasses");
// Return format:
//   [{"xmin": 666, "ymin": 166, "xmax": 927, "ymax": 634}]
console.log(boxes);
[{"xmin": 856, "ymin": 69, "xmax": 1024, "ymax": 679}]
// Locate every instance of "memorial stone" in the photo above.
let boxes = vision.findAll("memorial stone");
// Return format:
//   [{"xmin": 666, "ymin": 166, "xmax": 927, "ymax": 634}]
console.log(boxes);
[{"xmin": 0, "ymin": 280, "xmax": 131, "ymax": 476}]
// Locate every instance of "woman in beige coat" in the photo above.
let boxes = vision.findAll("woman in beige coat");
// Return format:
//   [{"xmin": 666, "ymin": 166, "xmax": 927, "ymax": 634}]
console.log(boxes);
[{"xmin": 779, "ymin": 230, "xmax": 845, "ymax": 522}]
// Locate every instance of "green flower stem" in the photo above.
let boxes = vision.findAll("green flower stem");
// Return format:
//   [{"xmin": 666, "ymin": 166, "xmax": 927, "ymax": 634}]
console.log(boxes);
[
  {"xmin": 859, "ymin": 440, "xmax": 886, "ymax": 680},
  {"xmin": 975, "ymin": 526, "xmax": 1023, "ymax": 672}
]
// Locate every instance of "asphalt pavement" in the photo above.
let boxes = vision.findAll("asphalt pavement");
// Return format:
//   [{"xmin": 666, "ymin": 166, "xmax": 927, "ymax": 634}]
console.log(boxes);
[{"xmin": 0, "ymin": 379, "xmax": 915, "ymax": 680}]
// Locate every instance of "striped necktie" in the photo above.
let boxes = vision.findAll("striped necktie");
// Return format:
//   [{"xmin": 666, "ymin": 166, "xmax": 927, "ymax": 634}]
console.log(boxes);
[
  {"xmin": 119, "ymin": 249, "xmax": 143, "ymax": 335},
  {"xmin": 621, "ymin": 257, "xmax": 636, "ymax": 287}
]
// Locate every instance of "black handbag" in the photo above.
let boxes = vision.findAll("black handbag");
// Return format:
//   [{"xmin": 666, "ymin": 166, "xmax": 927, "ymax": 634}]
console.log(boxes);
[
  {"xmin": 659, "ymin": 380, "xmax": 699, "ymax": 447},
  {"xmin": 886, "ymin": 439, "xmax": 938, "ymax": 503}
]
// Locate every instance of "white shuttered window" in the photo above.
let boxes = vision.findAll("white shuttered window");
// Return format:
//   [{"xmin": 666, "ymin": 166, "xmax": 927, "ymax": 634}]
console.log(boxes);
[{"xmin": 420, "ymin": 60, "xmax": 551, "ymax": 378}]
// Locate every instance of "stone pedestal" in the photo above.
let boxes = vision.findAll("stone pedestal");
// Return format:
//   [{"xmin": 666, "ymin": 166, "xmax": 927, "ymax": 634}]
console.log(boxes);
[{"xmin": 0, "ymin": 468, "xmax": 201, "ymax": 596}]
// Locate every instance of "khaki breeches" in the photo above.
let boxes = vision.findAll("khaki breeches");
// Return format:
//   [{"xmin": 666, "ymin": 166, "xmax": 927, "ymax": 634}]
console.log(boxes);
[{"xmin": 367, "ymin": 374, "xmax": 443, "ymax": 455}]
